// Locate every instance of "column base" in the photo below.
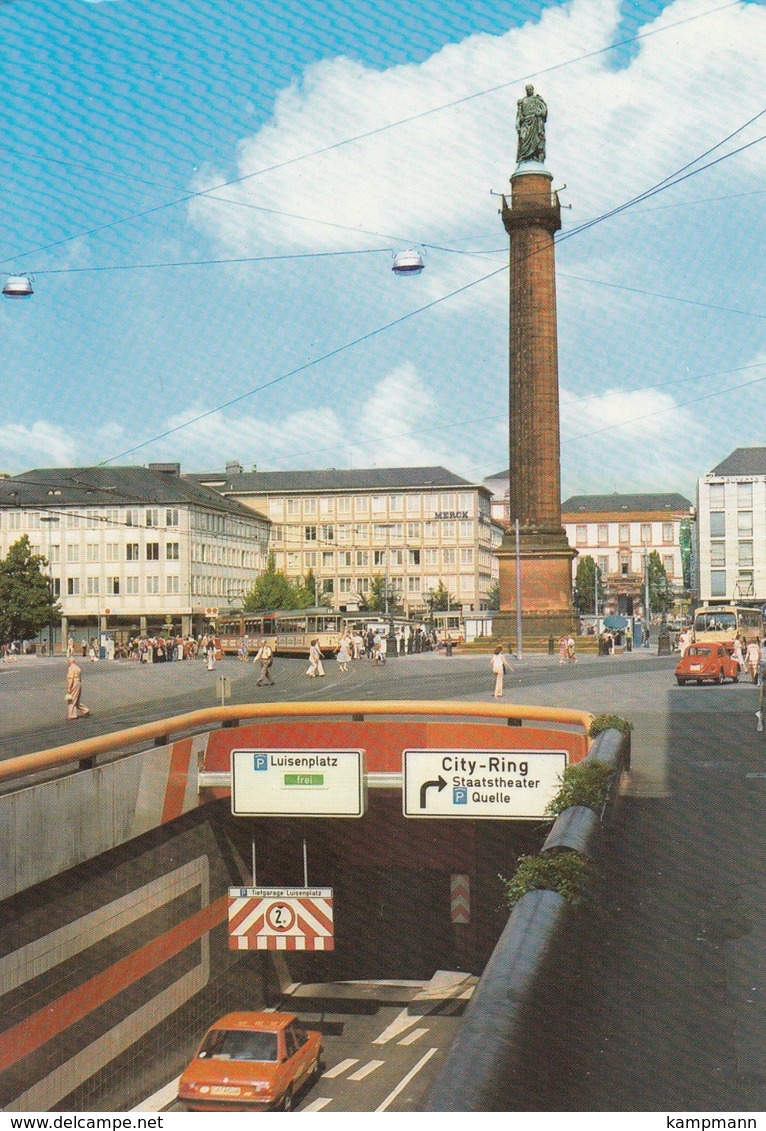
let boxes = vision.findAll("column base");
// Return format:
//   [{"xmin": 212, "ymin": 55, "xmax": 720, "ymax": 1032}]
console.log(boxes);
[{"xmin": 494, "ymin": 525, "xmax": 577, "ymax": 644}]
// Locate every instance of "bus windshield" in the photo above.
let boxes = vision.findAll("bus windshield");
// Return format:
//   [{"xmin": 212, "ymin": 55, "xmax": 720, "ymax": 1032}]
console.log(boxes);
[{"xmin": 694, "ymin": 611, "xmax": 736, "ymax": 634}]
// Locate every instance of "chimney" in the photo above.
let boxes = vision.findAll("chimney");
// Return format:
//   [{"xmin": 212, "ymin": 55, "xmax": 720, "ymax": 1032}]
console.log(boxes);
[{"xmin": 226, "ymin": 460, "xmax": 244, "ymax": 476}]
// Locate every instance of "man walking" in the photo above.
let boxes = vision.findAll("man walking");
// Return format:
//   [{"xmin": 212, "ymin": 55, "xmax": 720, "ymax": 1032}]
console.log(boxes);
[{"xmin": 253, "ymin": 638, "xmax": 275, "ymax": 686}]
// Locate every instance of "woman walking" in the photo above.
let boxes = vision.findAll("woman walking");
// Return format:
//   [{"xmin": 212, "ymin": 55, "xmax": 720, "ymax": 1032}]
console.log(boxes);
[
  {"xmin": 306, "ymin": 638, "xmax": 325, "ymax": 678},
  {"xmin": 336, "ymin": 634, "xmax": 352, "ymax": 673},
  {"xmin": 66, "ymin": 657, "xmax": 91, "ymax": 720},
  {"xmin": 490, "ymin": 645, "xmax": 513, "ymax": 698}
]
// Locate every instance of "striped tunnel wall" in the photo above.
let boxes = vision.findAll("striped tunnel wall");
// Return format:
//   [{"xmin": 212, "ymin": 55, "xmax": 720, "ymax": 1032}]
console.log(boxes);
[
  {"xmin": 0, "ymin": 735, "xmax": 260, "ymax": 1112},
  {"xmin": 0, "ymin": 805, "xmax": 262, "ymax": 1113}
]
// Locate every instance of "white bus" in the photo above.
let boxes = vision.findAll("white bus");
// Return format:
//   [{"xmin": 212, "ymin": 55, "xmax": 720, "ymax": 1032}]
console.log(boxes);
[{"xmin": 692, "ymin": 605, "xmax": 763, "ymax": 648}]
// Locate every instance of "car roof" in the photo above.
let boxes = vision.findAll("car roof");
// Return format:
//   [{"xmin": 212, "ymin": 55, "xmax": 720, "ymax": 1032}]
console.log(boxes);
[{"xmin": 208, "ymin": 1012, "xmax": 297, "ymax": 1033}]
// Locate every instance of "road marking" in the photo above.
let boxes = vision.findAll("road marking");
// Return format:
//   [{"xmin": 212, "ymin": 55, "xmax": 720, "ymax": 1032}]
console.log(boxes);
[
  {"xmin": 373, "ymin": 1007, "xmax": 423, "ymax": 1045},
  {"xmin": 322, "ymin": 1058, "xmax": 358, "ymax": 1079},
  {"xmin": 302, "ymin": 1097, "xmax": 332, "ymax": 1111},
  {"xmin": 132, "ymin": 1076, "xmax": 180, "ymax": 1112},
  {"xmin": 348, "ymin": 1059, "xmax": 385, "ymax": 1081},
  {"xmin": 398, "ymin": 1028, "xmax": 429, "ymax": 1046},
  {"xmin": 375, "ymin": 1047, "xmax": 439, "ymax": 1112}
]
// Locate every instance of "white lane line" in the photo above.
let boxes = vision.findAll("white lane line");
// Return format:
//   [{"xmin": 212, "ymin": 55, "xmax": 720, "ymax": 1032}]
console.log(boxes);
[
  {"xmin": 375, "ymin": 1047, "xmax": 439, "ymax": 1112},
  {"xmin": 132, "ymin": 1076, "xmax": 180, "ymax": 1112},
  {"xmin": 348, "ymin": 1059, "xmax": 385, "ymax": 1081},
  {"xmin": 302, "ymin": 1097, "xmax": 333, "ymax": 1111},
  {"xmin": 373, "ymin": 1007, "xmax": 423, "ymax": 1045},
  {"xmin": 398, "ymin": 1028, "xmax": 429, "ymax": 1046},
  {"xmin": 322, "ymin": 1058, "xmax": 359, "ymax": 1079}
]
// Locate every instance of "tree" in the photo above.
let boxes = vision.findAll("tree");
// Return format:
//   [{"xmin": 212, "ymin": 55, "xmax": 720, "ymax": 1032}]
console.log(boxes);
[
  {"xmin": 0, "ymin": 535, "xmax": 61, "ymax": 643},
  {"xmin": 243, "ymin": 553, "xmax": 298, "ymax": 611},
  {"xmin": 573, "ymin": 556, "xmax": 605, "ymax": 616},
  {"xmin": 293, "ymin": 569, "xmax": 323, "ymax": 609},
  {"xmin": 430, "ymin": 579, "xmax": 455, "ymax": 612},
  {"xmin": 364, "ymin": 574, "xmax": 401, "ymax": 614},
  {"xmin": 485, "ymin": 581, "xmax": 500, "ymax": 610},
  {"xmin": 647, "ymin": 550, "xmax": 674, "ymax": 616}
]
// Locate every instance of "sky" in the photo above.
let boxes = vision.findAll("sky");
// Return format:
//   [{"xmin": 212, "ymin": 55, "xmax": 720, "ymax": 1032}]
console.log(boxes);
[{"xmin": 1, "ymin": 0, "xmax": 766, "ymax": 503}]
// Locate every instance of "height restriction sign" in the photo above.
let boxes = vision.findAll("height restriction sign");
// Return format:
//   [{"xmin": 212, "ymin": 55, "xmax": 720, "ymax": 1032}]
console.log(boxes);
[{"xmin": 228, "ymin": 887, "xmax": 334, "ymax": 951}]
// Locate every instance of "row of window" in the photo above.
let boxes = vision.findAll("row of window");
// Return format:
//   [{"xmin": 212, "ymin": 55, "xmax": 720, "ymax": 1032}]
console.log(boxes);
[
  {"xmin": 279, "ymin": 547, "xmax": 476, "ymax": 571},
  {"xmin": 315, "ymin": 574, "xmax": 478, "ymax": 596},
  {"xmin": 59, "ymin": 575, "xmax": 182, "ymax": 596},
  {"xmin": 709, "ymin": 512, "xmax": 756, "ymax": 537},
  {"xmin": 269, "ymin": 493, "xmax": 479, "ymax": 519},
  {"xmin": 708, "ymin": 482, "xmax": 757, "ymax": 508},
  {"xmin": 190, "ymin": 543, "xmax": 261, "ymax": 568},
  {"xmin": 47, "ymin": 542, "xmax": 181, "ymax": 564},
  {"xmin": 574, "ymin": 522, "xmax": 676, "ymax": 546},
  {"xmin": 3, "ymin": 508, "xmax": 182, "ymax": 532},
  {"xmin": 593, "ymin": 554, "xmax": 675, "ymax": 577},
  {"xmin": 708, "ymin": 570, "xmax": 754, "ymax": 598},
  {"xmin": 272, "ymin": 520, "xmax": 483, "ymax": 544},
  {"xmin": 710, "ymin": 541, "xmax": 756, "ymax": 567}
]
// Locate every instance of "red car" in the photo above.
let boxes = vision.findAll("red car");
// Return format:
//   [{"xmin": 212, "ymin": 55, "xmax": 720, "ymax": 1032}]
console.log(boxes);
[
  {"xmin": 177, "ymin": 1011, "xmax": 324, "ymax": 1111},
  {"xmin": 675, "ymin": 643, "xmax": 740, "ymax": 685}
]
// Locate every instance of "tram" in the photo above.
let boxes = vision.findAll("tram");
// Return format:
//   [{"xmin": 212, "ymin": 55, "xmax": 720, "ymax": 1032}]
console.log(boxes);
[{"xmin": 214, "ymin": 609, "xmax": 418, "ymax": 656}]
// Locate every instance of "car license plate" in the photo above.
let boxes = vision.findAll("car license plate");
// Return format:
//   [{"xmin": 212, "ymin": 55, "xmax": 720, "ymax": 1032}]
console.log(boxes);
[
  {"xmin": 690, "ymin": 665, "xmax": 701, "ymax": 671},
  {"xmin": 210, "ymin": 1086, "xmax": 241, "ymax": 1096}
]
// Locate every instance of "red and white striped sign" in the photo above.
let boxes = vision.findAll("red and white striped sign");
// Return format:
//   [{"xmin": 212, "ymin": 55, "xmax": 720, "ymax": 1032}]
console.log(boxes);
[
  {"xmin": 450, "ymin": 874, "xmax": 470, "ymax": 924},
  {"xmin": 228, "ymin": 887, "xmax": 334, "ymax": 951}
]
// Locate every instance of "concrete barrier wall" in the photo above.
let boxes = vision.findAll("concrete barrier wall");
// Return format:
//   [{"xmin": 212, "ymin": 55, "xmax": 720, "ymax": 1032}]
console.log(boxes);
[
  {"xmin": 421, "ymin": 726, "xmax": 629, "ymax": 1111},
  {"xmin": 0, "ymin": 733, "xmax": 210, "ymax": 901}
]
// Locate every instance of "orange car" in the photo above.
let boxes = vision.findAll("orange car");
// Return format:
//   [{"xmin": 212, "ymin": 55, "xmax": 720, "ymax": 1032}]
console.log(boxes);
[
  {"xmin": 675, "ymin": 643, "xmax": 740, "ymax": 686},
  {"xmin": 177, "ymin": 1011, "xmax": 324, "ymax": 1111}
]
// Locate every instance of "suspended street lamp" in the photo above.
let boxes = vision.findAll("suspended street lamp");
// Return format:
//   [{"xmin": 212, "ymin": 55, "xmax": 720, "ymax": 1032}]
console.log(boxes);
[
  {"xmin": 3, "ymin": 274, "xmax": 34, "ymax": 298},
  {"xmin": 391, "ymin": 249, "xmax": 425, "ymax": 276}
]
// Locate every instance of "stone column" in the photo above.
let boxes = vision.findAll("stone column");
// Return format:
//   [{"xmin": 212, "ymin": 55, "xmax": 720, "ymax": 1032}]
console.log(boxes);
[{"xmin": 493, "ymin": 166, "xmax": 576, "ymax": 644}]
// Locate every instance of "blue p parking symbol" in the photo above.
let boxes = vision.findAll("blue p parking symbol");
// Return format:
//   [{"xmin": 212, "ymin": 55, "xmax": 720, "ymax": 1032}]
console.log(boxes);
[
  {"xmin": 453, "ymin": 786, "xmax": 468, "ymax": 805},
  {"xmin": 253, "ymin": 754, "xmax": 268, "ymax": 772}
]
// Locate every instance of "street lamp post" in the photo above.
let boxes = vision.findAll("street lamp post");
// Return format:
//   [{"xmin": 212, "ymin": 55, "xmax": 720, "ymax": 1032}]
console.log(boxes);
[
  {"xmin": 377, "ymin": 523, "xmax": 398, "ymax": 658},
  {"xmin": 40, "ymin": 515, "xmax": 60, "ymax": 655}
]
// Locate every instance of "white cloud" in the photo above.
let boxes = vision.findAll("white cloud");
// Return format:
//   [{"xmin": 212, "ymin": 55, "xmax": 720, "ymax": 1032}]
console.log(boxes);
[{"xmin": 0, "ymin": 423, "xmax": 80, "ymax": 471}]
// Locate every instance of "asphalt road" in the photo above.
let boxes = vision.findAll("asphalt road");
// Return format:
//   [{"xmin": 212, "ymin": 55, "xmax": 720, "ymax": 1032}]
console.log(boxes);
[{"xmin": 4, "ymin": 647, "xmax": 766, "ymax": 1111}]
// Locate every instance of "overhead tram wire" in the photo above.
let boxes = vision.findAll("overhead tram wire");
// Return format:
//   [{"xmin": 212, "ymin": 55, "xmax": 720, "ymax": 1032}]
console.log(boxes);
[
  {"xmin": 79, "ymin": 109, "xmax": 766, "ymax": 472},
  {"xmin": 0, "ymin": 0, "xmax": 742, "ymax": 270},
  {"xmin": 13, "ymin": 90, "xmax": 766, "ymax": 288}
]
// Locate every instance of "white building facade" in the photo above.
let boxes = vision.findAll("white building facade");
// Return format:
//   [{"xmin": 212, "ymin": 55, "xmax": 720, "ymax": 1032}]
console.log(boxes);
[
  {"xmin": 191, "ymin": 465, "xmax": 501, "ymax": 616},
  {"xmin": 561, "ymin": 492, "xmax": 695, "ymax": 616},
  {"xmin": 0, "ymin": 465, "xmax": 270, "ymax": 647},
  {"xmin": 697, "ymin": 447, "xmax": 766, "ymax": 604}
]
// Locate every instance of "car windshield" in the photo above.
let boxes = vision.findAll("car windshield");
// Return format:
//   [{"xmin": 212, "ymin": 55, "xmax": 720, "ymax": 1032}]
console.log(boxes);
[
  {"xmin": 687, "ymin": 647, "xmax": 710, "ymax": 656},
  {"xmin": 199, "ymin": 1028, "xmax": 279, "ymax": 1062}
]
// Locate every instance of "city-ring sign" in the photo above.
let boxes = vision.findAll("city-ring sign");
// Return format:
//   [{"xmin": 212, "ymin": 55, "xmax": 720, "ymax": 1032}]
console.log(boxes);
[
  {"xmin": 231, "ymin": 748, "xmax": 366, "ymax": 817},
  {"xmin": 403, "ymin": 748, "xmax": 567, "ymax": 820}
]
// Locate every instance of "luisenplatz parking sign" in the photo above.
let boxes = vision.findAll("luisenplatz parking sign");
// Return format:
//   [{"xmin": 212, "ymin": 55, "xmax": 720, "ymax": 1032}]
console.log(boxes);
[
  {"xmin": 231, "ymin": 748, "xmax": 366, "ymax": 817},
  {"xmin": 402, "ymin": 748, "xmax": 567, "ymax": 820}
]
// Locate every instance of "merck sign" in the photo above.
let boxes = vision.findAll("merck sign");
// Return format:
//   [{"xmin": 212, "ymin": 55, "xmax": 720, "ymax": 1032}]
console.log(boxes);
[{"xmin": 434, "ymin": 510, "xmax": 468, "ymax": 519}]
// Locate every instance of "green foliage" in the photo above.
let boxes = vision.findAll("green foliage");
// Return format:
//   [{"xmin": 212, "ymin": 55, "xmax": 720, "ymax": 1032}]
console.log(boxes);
[
  {"xmin": 588, "ymin": 713, "xmax": 633, "ymax": 737},
  {"xmin": 500, "ymin": 849, "xmax": 594, "ymax": 909},
  {"xmin": 364, "ymin": 574, "xmax": 401, "ymax": 614},
  {"xmin": 647, "ymin": 549, "xmax": 674, "ymax": 615},
  {"xmin": 243, "ymin": 552, "xmax": 311, "ymax": 611},
  {"xmin": 573, "ymin": 555, "xmax": 605, "ymax": 615},
  {"xmin": 545, "ymin": 760, "xmax": 616, "ymax": 817},
  {"xmin": 429, "ymin": 578, "xmax": 455, "ymax": 612},
  {"xmin": 0, "ymin": 535, "xmax": 61, "ymax": 643},
  {"xmin": 485, "ymin": 581, "xmax": 500, "ymax": 610}
]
